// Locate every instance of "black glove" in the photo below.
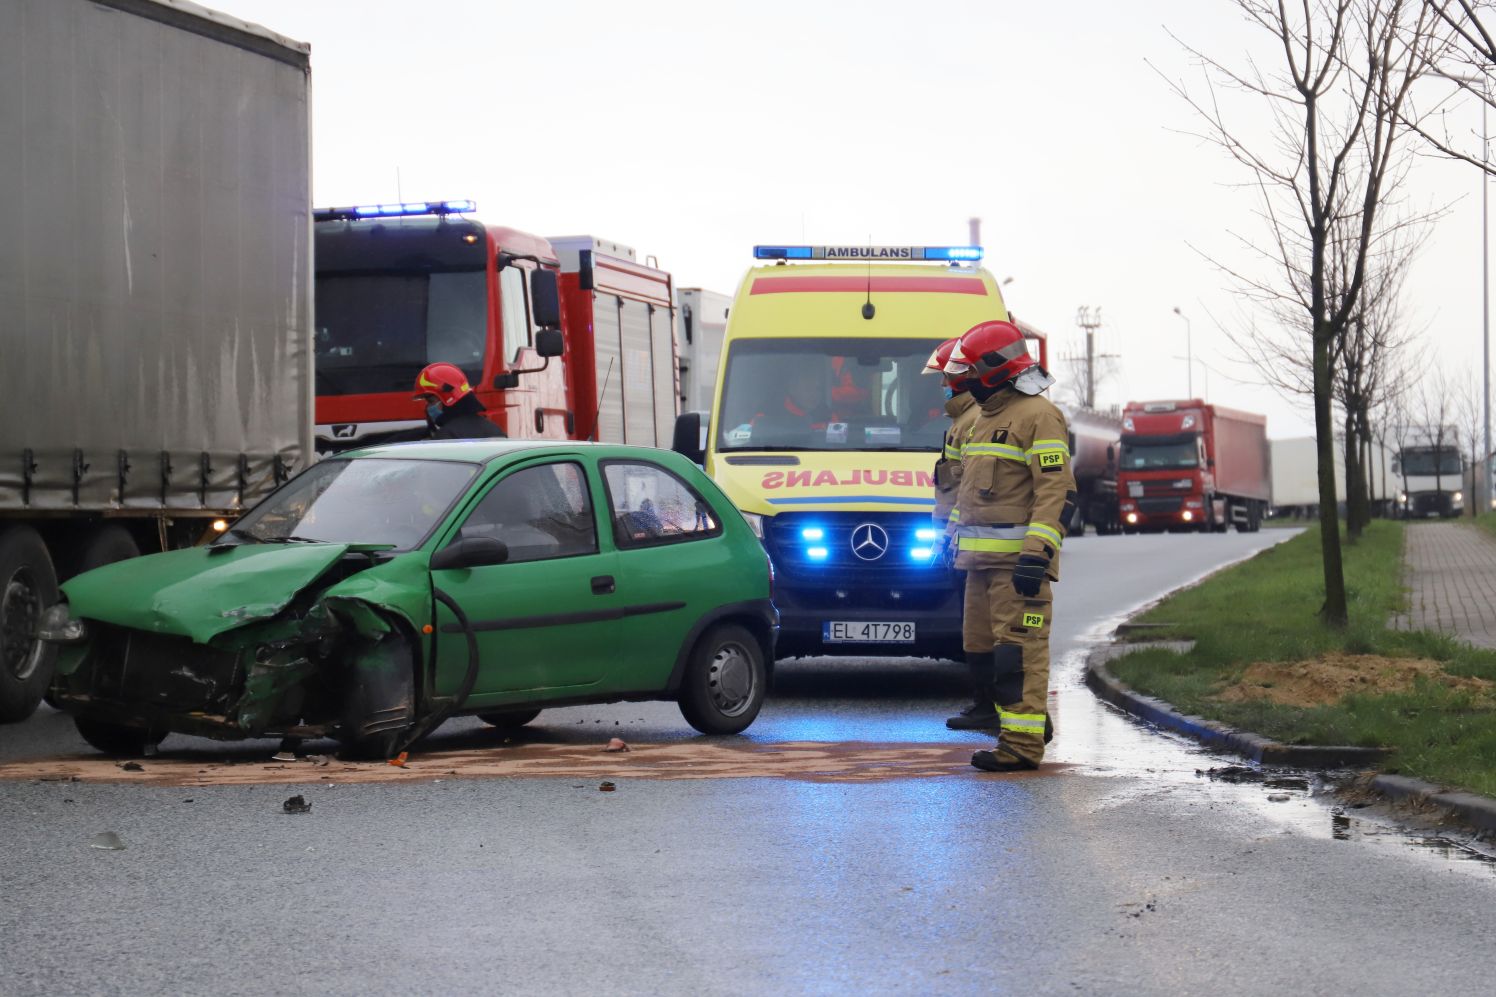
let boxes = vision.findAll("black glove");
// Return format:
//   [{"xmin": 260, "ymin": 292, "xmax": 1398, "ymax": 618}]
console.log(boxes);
[{"xmin": 1011, "ymin": 555, "xmax": 1048, "ymax": 597}]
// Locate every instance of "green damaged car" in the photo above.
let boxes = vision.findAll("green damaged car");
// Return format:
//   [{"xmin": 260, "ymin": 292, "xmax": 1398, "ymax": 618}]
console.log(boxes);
[{"xmin": 43, "ymin": 441, "xmax": 777, "ymax": 757}]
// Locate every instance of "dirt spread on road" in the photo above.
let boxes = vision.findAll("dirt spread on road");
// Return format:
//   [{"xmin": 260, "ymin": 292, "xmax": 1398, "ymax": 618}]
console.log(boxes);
[
  {"xmin": 1214, "ymin": 653, "xmax": 1492, "ymax": 707},
  {"xmin": 0, "ymin": 741, "xmax": 1070, "ymax": 787}
]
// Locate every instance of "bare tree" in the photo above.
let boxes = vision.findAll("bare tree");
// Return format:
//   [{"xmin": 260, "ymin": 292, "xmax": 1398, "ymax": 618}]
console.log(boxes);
[
  {"xmin": 1404, "ymin": 2, "xmax": 1496, "ymax": 172},
  {"xmin": 1164, "ymin": 0, "xmax": 1446, "ymax": 626},
  {"xmin": 1454, "ymin": 369, "xmax": 1486, "ymax": 509},
  {"xmin": 1331, "ymin": 209, "xmax": 1428, "ymax": 535}
]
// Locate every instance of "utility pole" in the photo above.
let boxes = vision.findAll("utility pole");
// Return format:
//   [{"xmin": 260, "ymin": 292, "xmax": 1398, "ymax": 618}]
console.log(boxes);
[{"xmin": 1070, "ymin": 306, "xmax": 1116, "ymax": 410}]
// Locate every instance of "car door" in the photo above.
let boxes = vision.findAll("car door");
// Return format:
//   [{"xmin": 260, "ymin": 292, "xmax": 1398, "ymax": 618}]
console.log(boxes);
[
  {"xmin": 429, "ymin": 458, "xmax": 620, "ymax": 700},
  {"xmin": 597, "ymin": 457, "xmax": 735, "ymax": 688}
]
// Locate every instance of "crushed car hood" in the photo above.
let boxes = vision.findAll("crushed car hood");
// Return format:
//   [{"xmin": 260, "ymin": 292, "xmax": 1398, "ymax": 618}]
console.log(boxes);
[{"xmin": 62, "ymin": 544, "xmax": 364, "ymax": 644}]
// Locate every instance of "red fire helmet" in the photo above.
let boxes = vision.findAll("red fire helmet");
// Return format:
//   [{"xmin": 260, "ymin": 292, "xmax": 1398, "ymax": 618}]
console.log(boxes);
[
  {"xmin": 944, "ymin": 320, "xmax": 1055, "ymax": 395},
  {"xmin": 412, "ymin": 362, "xmax": 474, "ymax": 408}
]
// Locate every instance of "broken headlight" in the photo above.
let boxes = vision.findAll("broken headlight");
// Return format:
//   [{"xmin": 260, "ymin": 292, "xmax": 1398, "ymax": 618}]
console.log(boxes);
[{"xmin": 38, "ymin": 603, "xmax": 88, "ymax": 644}]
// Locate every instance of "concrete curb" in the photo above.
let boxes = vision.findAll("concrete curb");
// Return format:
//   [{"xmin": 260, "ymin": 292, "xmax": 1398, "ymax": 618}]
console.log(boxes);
[
  {"xmin": 1369, "ymin": 774, "xmax": 1496, "ymax": 834},
  {"xmin": 1084, "ymin": 645, "xmax": 1389, "ymax": 769}
]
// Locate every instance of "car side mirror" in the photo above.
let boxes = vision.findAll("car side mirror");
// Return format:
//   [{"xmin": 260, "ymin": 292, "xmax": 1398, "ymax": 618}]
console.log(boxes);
[
  {"xmin": 535, "ymin": 327, "xmax": 564, "ymax": 358},
  {"xmin": 673, "ymin": 411, "xmax": 706, "ymax": 464},
  {"xmin": 430, "ymin": 537, "xmax": 509, "ymax": 571},
  {"xmin": 530, "ymin": 268, "xmax": 561, "ymax": 329}
]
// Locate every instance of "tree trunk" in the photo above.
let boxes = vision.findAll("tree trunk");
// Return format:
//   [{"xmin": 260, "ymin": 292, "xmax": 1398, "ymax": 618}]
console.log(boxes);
[
  {"xmin": 1314, "ymin": 330, "xmax": 1348, "ymax": 626},
  {"xmin": 1344, "ymin": 406, "xmax": 1364, "ymax": 540}
]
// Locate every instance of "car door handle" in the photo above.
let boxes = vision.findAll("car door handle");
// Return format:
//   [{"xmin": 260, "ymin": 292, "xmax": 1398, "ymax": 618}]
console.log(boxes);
[{"xmin": 591, "ymin": 575, "xmax": 616, "ymax": 595}]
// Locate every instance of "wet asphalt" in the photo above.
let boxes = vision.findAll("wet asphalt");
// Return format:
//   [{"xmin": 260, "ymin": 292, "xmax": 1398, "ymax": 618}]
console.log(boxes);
[{"xmin": 4, "ymin": 528, "xmax": 1495, "ymax": 996}]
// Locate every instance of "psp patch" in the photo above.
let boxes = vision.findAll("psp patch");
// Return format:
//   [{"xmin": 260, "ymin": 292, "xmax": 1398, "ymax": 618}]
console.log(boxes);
[
  {"xmin": 1022, "ymin": 612, "xmax": 1045, "ymax": 629},
  {"xmin": 1038, "ymin": 452, "xmax": 1065, "ymax": 468}
]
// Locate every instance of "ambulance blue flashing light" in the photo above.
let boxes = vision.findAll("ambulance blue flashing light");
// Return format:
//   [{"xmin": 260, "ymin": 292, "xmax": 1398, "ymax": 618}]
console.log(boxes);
[
  {"xmin": 753, "ymin": 244, "xmax": 983, "ymax": 262},
  {"xmin": 806, "ymin": 546, "xmax": 829, "ymax": 561},
  {"xmin": 313, "ymin": 199, "xmax": 478, "ymax": 223},
  {"xmin": 800, "ymin": 527, "xmax": 825, "ymax": 541},
  {"xmin": 914, "ymin": 528, "xmax": 939, "ymax": 541},
  {"xmin": 910, "ymin": 547, "xmax": 934, "ymax": 561}
]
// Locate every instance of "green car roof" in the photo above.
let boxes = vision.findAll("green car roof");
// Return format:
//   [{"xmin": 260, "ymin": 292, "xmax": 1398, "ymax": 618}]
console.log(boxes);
[{"xmin": 336, "ymin": 439, "xmax": 593, "ymax": 462}]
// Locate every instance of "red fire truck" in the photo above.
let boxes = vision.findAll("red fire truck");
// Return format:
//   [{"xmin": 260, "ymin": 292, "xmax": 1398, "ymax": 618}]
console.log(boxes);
[{"xmin": 312, "ymin": 202, "xmax": 677, "ymax": 451}]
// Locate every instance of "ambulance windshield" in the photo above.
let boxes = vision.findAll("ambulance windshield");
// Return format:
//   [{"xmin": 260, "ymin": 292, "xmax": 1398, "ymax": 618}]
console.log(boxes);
[{"xmin": 717, "ymin": 338, "xmax": 948, "ymax": 452}]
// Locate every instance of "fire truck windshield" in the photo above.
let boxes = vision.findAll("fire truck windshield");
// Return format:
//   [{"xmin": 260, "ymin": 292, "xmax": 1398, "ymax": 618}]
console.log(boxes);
[
  {"xmin": 1121, "ymin": 439, "xmax": 1200, "ymax": 470},
  {"xmin": 314, "ymin": 269, "xmax": 487, "ymax": 396},
  {"xmin": 716, "ymin": 337, "xmax": 947, "ymax": 452}
]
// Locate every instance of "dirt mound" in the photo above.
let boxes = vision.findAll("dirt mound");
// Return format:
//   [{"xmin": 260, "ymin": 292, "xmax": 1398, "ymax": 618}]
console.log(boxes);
[{"xmin": 1215, "ymin": 653, "xmax": 1491, "ymax": 707}]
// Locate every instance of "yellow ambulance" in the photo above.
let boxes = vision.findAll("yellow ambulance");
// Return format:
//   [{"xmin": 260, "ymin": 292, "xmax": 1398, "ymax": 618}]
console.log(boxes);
[{"xmin": 672, "ymin": 245, "xmax": 1043, "ymax": 661}]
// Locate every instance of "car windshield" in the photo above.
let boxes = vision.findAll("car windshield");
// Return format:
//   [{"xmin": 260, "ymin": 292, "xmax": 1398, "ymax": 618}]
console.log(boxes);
[
  {"xmin": 1121, "ymin": 440, "xmax": 1199, "ymax": 470},
  {"xmin": 715, "ymin": 337, "xmax": 947, "ymax": 452},
  {"xmin": 1399, "ymin": 450, "xmax": 1463, "ymax": 476},
  {"xmin": 227, "ymin": 458, "xmax": 479, "ymax": 550}
]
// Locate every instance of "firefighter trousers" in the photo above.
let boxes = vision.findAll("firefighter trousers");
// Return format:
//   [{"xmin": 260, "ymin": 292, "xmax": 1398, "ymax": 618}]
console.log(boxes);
[{"xmin": 962, "ymin": 568, "xmax": 1052, "ymax": 765}]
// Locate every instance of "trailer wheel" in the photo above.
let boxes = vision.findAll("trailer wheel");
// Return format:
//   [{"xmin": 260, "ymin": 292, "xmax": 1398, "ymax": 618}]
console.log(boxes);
[
  {"xmin": 75, "ymin": 526, "xmax": 142, "ymax": 576},
  {"xmin": 0, "ymin": 527, "xmax": 59, "ymax": 723}
]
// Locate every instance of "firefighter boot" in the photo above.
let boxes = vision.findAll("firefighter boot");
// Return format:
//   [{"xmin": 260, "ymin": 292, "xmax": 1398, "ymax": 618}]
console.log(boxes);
[
  {"xmin": 946, "ymin": 650, "xmax": 1000, "ymax": 730},
  {"xmin": 971, "ymin": 644, "xmax": 1044, "ymax": 772}
]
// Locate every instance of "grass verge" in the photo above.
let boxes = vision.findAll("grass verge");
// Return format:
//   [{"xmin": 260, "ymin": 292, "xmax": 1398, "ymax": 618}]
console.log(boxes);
[
  {"xmin": 1478, "ymin": 511, "xmax": 1496, "ymax": 541},
  {"xmin": 1108, "ymin": 520, "xmax": 1496, "ymax": 796}
]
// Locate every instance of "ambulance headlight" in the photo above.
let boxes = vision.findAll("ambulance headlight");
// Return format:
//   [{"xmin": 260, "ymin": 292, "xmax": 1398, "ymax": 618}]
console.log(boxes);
[{"xmin": 741, "ymin": 512, "xmax": 765, "ymax": 539}]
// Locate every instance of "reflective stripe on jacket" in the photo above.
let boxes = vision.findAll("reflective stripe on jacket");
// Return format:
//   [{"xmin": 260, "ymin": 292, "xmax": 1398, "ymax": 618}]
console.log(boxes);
[{"xmin": 951, "ymin": 389, "xmax": 1076, "ymax": 577}]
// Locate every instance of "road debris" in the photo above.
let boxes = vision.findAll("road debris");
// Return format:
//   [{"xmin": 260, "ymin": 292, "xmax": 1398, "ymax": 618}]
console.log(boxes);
[
  {"xmin": 599, "ymin": 781, "xmax": 617, "ymax": 792},
  {"xmin": 271, "ymin": 752, "xmax": 297, "ymax": 762},
  {"xmin": 282, "ymin": 794, "xmax": 312, "ymax": 814},
  {"xmin": 1267, "ymin": 793, "xmax": 1291, "ymax": 802},
  {"xmin": 604, "ymin": 738, "xmax": 630, "ymax": 753},
  {"xmin": 90, "ymin": 831, "xmax": 126, "ymax": 850},
  {"xmin": 119, "ymin": 761, "xmax": 143, "ymax": 772},
  {"xmin": 388, "ymin": 752, "xmax": 409, "ymax": 768},
  {"xmin": 1197, "ymin": 765, "xmax": 1261, "ymax": 784}
]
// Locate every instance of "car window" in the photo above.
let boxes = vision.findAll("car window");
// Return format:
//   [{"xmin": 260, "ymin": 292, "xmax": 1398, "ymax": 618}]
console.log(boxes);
[
  {"xmin": 457, "ymin": 462, "xmax": 597, "ymax": 564},
  {"xmin": 602, "ymin": 460, "xmax": 721, "ymax": 548}
]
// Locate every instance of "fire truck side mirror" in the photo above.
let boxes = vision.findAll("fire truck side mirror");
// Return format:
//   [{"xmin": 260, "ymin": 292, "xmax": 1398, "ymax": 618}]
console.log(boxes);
[
  {"xmin": 672, "ymin": 412, "xmax": 707, "ymax": 465},
  {"xmin": 530, "ymin": 269, "xmax": 562, "ymax": 329},
  {"xmin": 492, "ymin": 372, "xmax": 521, "ymax": 390},
  {"xmin": 535, "ymin": 328, "xmax": 564, "ymax": 358}
]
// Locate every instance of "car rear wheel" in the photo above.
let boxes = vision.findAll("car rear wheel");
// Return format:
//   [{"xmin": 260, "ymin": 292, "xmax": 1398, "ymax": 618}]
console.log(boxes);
[
  {"xmin": 678, "ymin": 623, "xmax": 766, "ymax": 736},
  {"xmin": 74, "ymin": 717, "xmax": 166, "ymax": 757},
  {"xmin": 478, "ymin": 709, "xmax": 542, "ymax": 730},
  {"xmin": 0, "ymin": 527, "xmax": 59, "ymax": 723}
]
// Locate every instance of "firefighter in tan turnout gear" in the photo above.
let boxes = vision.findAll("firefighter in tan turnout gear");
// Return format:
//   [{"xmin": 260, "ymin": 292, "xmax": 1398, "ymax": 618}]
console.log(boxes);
[
  {"xmin": 924, "ymin": 338, "xmax": 995, "ymax": 730},
  {"xmin": 944, "ymin": 320, "xmax": 1076, "ymax": 772}
]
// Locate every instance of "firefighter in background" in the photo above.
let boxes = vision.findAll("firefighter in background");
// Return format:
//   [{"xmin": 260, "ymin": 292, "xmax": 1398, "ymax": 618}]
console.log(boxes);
[
  {"xmin": 413, "ymin": 362, "xmax": 507, "ymax": 440},
  {"xmin": 944, "ymin": 321, "xmax": 1075, "ymax": 772},
  {"xmin": 924, "ymin": 338, "xmax": 994, "ymax": 731}
]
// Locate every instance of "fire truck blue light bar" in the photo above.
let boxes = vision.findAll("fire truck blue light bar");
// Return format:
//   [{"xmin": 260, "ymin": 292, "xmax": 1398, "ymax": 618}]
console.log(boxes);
[
  {"xmin": 313, "ymin": 200, "xmax": 478, "ymax": 223},
  {"xmin": 753, "ymin": 245, "xmax": 983, "ymax": 262}
]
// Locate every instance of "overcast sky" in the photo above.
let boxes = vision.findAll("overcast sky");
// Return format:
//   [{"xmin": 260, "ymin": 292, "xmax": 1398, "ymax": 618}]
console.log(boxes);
[{"xmin": 211, "ymin": 0, "xmax": 1488, "ymax": 441}]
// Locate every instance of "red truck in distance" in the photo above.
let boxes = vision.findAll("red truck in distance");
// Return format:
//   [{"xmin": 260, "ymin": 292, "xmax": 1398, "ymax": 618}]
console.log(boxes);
[
  {"xmin": 1117, "ymin": 400, "xmax": 1269, "ymax": 533},
  {"xmin": 312, "ymin": 204, "xmax": 677, "ymax": 452}
]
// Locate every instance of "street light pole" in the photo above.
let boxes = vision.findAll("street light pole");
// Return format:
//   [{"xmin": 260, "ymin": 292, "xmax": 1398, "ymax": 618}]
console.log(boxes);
[
  {"xmin": 1430, "ymin": 70, "xmax": 1491, "ymax": 513},
  {"xmin": 1173, "ymin": 306, "xmax": 1192, "ymax": 397}
]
